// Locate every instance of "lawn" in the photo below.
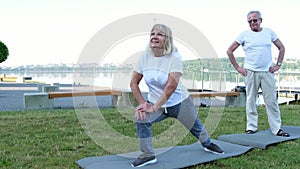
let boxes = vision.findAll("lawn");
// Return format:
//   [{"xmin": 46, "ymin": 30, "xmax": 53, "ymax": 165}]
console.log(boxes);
[{"xmin": 1, "ymin": 104, "xmax": 300, "ymax": 169}]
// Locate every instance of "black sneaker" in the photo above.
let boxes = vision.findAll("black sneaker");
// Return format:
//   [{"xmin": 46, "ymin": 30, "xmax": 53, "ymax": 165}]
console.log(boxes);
[
  {"xmin": 246, "ymin": 130, "xmax": 257, "ymax": 134},
  {"xmin": 204, "ymin": 143, "xmax": 224, "ymax": 154},
  {"xmin": 131, "ymin": 155, "xmax": 157, "ymax": 168}
]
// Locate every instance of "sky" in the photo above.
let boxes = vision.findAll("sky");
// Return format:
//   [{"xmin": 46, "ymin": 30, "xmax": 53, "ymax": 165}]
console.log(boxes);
[{"xmin": 0, "ymin": 0, "xmax": 299, "ymax": 67}]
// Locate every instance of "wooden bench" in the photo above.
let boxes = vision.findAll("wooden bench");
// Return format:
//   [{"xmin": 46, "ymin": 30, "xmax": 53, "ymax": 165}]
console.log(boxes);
[
  {"xmin": 48, "ymin": 90, "xmax": 239, "ymax": 100},
  {"xmin": 24, "ymin": 89, "xmax": 244, "ymax": 109},
  {"xmin": 189, "ymin": 91, "xmax": 244, "ymax": 107},
  {"xmin": 47, "ymin": 89, "xmax": 123, "ymax": 108},
  {"xmin": 24, "ymin": 89, "xmax": 123, "ymax": 110},
  {"xmin": 1, "ymin": 76, "xmax": 18, "ymax": 82},
  {"xmin": 48, "ymin": 89, "xmax": 122, "ymax": 99},
  {"xmin": 189, "ymin": 91, "xmax": 240, "ymax": 98}
]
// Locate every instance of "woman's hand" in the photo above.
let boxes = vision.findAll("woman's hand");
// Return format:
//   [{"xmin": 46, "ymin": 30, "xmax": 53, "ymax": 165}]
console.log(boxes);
[
  {"xmin": 135, "ymin": 111, "xmax": 146, "ymax": 120},
  {"xmin": 135, "ymin": 102, "xmax": 155, "ymax": 120},
  {"xmin": 136, "ymin": 102, "xmax": 155, "ymax": 112}
]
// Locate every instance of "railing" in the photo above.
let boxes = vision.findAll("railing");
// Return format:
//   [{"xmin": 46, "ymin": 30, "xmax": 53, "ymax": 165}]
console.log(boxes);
[
  {"xmin": 185, "ymin": 67, "xmax": 243, "ymax": 92},
  {"xmin": 275, "ymin": 71, "xmax": 300, "ymax": 94},
  {"xmin": 185, "ymin": 67, "xmax": 300, "ymax": 94}
]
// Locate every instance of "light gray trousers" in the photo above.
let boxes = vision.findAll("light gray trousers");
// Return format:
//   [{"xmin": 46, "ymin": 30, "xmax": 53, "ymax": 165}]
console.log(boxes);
[{"xmin": 245, "ymin": 70, "xmax": 281, "ymax": 135}]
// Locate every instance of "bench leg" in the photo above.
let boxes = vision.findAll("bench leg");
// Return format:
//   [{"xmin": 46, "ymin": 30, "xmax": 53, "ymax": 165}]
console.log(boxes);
[
  {"xmin": 225, "ymin": 92, "xmax": 246, "ymax": 107},
  {"xmin": 24, "ymin": 93, "xmax": 53, "ymax": 110},
  {"xmin": 112, "ymin": 95, "xmax": 119, "ymax": 107}
]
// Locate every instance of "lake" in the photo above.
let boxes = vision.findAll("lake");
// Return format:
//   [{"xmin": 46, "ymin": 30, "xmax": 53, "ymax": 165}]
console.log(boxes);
[
  {"xmin": 1, "ymin": 71, "xmax": 299, "ymax": 93},
  {"xmin": 1, "ymin": 71, "xmax": 243, "ymax": 91}
]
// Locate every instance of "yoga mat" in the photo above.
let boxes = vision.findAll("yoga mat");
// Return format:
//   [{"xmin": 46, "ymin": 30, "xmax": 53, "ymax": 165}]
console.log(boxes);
[
  {"xmin": 218, "ymin": 126, "xmax": 300, "ymax": 149},
  {"xmin": 76, "ymin": 139, "xmax": 252, "ymax": 169}
]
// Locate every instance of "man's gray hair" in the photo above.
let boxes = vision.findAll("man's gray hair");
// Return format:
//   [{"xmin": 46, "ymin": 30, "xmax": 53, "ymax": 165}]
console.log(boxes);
[{"xmin": 247, "ymin": 11, "xmax": 262, "ymax": 18}]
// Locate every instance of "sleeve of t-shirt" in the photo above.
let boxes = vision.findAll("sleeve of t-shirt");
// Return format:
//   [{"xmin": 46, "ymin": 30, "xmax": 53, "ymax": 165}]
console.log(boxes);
[
  {"xmin": 269, "ymin": 28, "xmax": 278, "ymax": 42},
  {"xmin": 236, "ymin": 31, "xmax": 246, "ymax": 45},
  {"xmin": 135, "ymin": 52, "xmax": 145, "ymax": 74},
  {"xmin": 170, "ymin": 52, "xmax": 183, "ymax": 75}
]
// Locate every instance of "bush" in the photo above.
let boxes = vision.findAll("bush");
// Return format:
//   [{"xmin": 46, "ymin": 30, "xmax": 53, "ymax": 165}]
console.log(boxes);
[{"xmin": 0, "ymin": 41, "xmax": 9, "ymax": 63}]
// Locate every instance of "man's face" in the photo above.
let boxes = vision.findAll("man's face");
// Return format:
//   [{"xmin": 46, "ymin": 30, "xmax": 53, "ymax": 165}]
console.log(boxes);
[{"xmin": 247, "ymin": 13, "xmax": 262, "ymax": 32}]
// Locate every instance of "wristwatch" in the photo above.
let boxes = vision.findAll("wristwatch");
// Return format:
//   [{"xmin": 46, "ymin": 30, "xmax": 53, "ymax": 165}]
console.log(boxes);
[{"xmin": 276, "ymin": 62, "xmax": 282, "ymax": 66}]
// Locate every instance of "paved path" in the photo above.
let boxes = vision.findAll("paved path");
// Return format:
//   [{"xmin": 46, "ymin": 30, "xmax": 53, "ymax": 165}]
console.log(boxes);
[
  {"xmin": 0, "ymin": 83, "xmax": 226, "ymax": 112},
  {"xmin": 0, "ymin": 83, "xmax": 113, "ymax": 111},
  {"xmin": 0, "ymin": 83, "xmax": 38, "ymax": 111}
]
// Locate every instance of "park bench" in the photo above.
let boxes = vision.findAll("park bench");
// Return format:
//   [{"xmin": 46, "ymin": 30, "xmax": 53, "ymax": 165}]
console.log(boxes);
[
  {"xmin": 189, "ymin": 91, "xmax": 240, "ymax": 98},
  {"xmin": 48, "ymin": 89, "xmax": 122, "ymax": 99},
  {"xmin": 188, "ymin": 91, "xmax": 244, "ymax": 107},
  {"xmin": 24, "ymin": 88, "xmax": 245, "ymax": 110},
  {"xmin": 1, "ymin": 76, "xmax": 18, "ymax": 82},
  {"xmin": 24, "ymin": 89, "xmax": 123, "ymax": 110}
]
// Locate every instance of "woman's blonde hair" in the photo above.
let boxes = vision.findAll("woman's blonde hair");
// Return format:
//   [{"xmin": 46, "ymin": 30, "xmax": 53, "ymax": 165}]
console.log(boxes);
[{"xmin": 147, "ymin": 24, "xmax": 174, "ymax": 55}]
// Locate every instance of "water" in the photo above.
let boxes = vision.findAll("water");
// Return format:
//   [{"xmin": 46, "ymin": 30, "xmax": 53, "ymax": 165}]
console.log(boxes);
[
  {"xmin": 1, "ymin": 71, "xmax": 243, "ymax": 92},
  {"xmin": 2, "ymin": 71, "xmax": 299, "ymax": 95},
  {"xmin": 2, "ymin": 71, "xmax": 298, "ymax": 106}
]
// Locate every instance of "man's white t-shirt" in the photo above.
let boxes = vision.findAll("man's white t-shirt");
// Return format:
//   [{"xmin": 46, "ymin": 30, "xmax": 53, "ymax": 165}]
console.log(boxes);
[
  {"xmin": 135, "ymin": 50, "xmax": 190, "ymax": 107},
  {"xmin": 236, "ymin": 28, "xmax": 278, "ymax": 71}
]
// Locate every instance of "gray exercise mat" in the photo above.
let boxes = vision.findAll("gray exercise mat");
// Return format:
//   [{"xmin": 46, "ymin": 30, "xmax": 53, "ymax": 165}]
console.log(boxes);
[
  {"xmin": 218, "ymin": 126, "xmax": 300, "ymax": 149},
  {"xmin": 76, "ymin": 139, "xmax": 252, "ymax": 169}
]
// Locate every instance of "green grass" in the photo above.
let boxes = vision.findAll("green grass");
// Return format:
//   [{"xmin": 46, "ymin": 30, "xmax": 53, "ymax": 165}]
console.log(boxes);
[{"xmin": 0, "ymin": 104, "xmax": 300, "ymax": 169}]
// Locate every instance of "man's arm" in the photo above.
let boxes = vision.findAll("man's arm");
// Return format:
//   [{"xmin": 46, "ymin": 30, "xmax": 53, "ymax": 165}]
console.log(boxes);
[
  {"xmin": 227, "ymin": 41, "xmax": 241, "ymax": 70},
  {"xmin": 269, "ymin": 38, "xmax": 285, "ymax": 73},
  {"xmin": 227, "ymin": 41, "xmax": 247, "ymax": 76},
  {"xmin": 273, "ymin": 38, "xmax": 285, "ymax": 66}
]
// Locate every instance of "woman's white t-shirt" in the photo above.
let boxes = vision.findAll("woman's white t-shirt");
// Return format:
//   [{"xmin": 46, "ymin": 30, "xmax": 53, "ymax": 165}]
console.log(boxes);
[{"xmin": 135, "ymin": 50, "xmax": 190, "ymax": 107}]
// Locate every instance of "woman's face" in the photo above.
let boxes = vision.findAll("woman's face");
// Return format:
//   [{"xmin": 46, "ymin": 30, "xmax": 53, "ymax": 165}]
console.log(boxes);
[{"xmin": 150, "ymin": 28, "xmax": 166, "ymax": 49}]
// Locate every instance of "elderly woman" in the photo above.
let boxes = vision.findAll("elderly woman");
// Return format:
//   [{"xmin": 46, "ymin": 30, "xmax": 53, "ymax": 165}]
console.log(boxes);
[{"xmin": 130, "ymin": 24, "xmax": 224, "ymax": 168}]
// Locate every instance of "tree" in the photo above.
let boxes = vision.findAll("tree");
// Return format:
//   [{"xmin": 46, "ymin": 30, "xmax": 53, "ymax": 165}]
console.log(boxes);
[{"xmin": 0, "ymin": 41, "xmax": 9, "ymax": 63}]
